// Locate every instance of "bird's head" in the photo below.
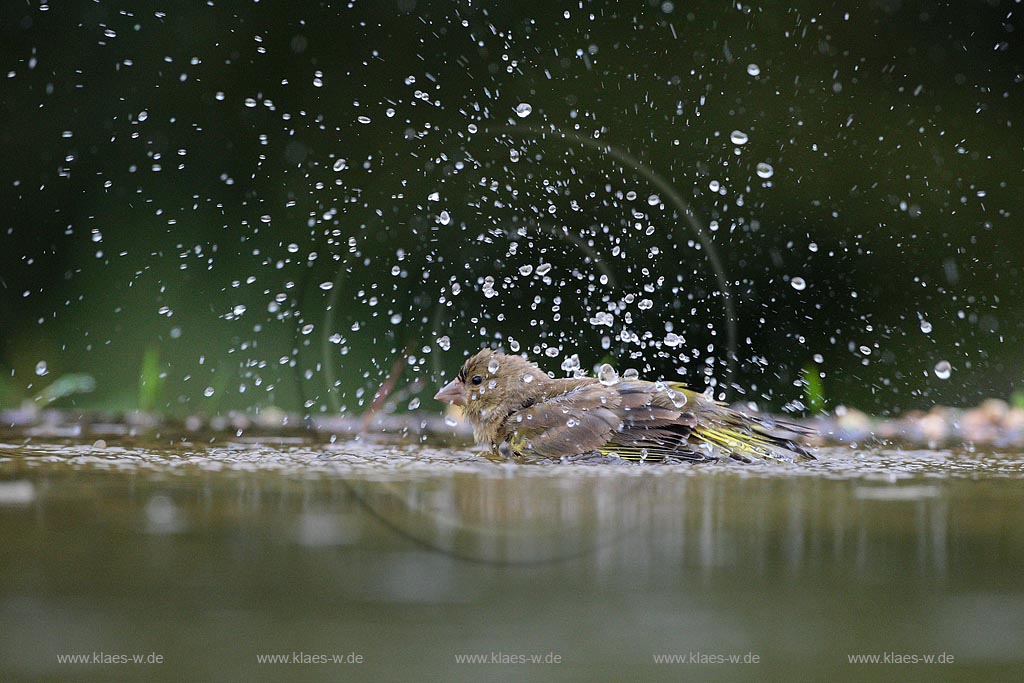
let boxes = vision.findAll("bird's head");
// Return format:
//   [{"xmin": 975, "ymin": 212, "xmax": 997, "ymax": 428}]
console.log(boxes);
[{"xmin": 434, "ymin": 348, "xmax": 548, "ymax": 427}]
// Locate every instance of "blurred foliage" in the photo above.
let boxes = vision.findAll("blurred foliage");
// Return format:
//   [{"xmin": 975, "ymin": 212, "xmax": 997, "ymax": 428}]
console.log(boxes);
[
  {"xmin": 801, "ymin": 364, "xmax": 827, "ymax": 415},
  {"xmin": 137, "ymin": 346, "xmax": 164, "ymax": 412},
  {"xmin": 1, "ymin": 1, "xmax": 1021, "ymax": 416},
  {"xmin": 1011, "ymin": 390, "xmax": 1024, "ymax": 411},
  {"xmin": 34, "ymin": 374, "xmax": 96, "ymax": 406}
]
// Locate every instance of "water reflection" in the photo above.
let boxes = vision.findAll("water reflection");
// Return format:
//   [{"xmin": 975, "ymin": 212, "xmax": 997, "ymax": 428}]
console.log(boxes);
[{"xmin": 2, "ymin": 440, "xmax": 1021, "ymax": 574}]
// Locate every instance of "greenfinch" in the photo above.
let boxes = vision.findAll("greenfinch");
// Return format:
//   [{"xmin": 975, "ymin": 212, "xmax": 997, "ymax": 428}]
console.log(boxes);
[{"xmin": 434, "ymin": 348, "xmax": 814, "ymax": 463}]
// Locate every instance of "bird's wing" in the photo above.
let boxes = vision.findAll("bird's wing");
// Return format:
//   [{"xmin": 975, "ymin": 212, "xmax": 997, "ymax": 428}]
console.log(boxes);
[
  {"xmin": 600, "ymin": 381, "xmax": 708, "ymax": 461},
  {"xmin": 505, "ymin": 381, "xmax": 623, "ymax": 458},
  {"xmin": 660, "ymin": 384, "xmax": 815, "ymax": 462},
  {"xmin": 687, "ymin": 402, "xmax": 815, "ymax": 462},
  {"xmin": 605, "ymin": 381, "xmax": 814, "ymax": 463},
  {"xmin": 505, "ymin": 378, "xmax": 814, "ymax": 463}
]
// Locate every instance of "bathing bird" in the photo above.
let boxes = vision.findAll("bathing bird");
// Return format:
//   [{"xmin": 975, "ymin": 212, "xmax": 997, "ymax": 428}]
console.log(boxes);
[{"xmin": 434, "ymin": 348, "xmax": 814, "ymax": 463}]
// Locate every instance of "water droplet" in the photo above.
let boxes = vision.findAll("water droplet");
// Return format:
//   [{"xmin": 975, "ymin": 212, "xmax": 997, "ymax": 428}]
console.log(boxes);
[
  {"xmin": 756, "ymin": 162, "xmax": 774, "ymax": 179},
  {"xmin": 622, "ymin": 368, "xmax": 639, "ymax": 381},
  {"xmin": 438, "ymin": 211, "xmax": 451, "ymax": 225},
  {"xmin": 35, "ymin": 361, "xmax": 48, "ymax": 376},
  {"xmin": 708, "ymin": 180, "xmax": 720, "ymax": 192},
  {"xmin": 444, "ymin": 415, "xmax": 459, "ymax": 427},
  {"xmin": 859, "ymin": 345, "xmax": 872, "ymax": 356},
  {"xmin": 813, "ymin": 353, "xmax": 824, "ymax": 363},
  {"xmin": 518, "ymin": 264, "xmax": 533, "ymax": 276},
  {"xmin": 332, "ymin": 158, "xmax": 347, "ymax": 172},
  {"xmin": 638, "ymin": 298, "xmax": 654, "ymax": 310},
  {"xmin": 319, "ymin": 281, "xmax": 334, "ymax": 291},
  {"xmin": 436, "ymin": 335, "xmax": 451, "ymax": 351},
  {"xmin": 138, "ymin": 110, "xmax": 148, "ymax": 122},
  {"xmin": 357, "ymin": 115, "xmax": 371, "ymax": 124},
  {"xmin": 232, "ymin": 304, "xmax": 247, "ymax": 316},
  {"xmin": 598, "ymin": 363, "xmax": 619, "ymax": 386},
  {"xmin": 664, "ymin": 333, "xmax": 683, "ymax": 348},
  {"xmin": 522, "ymin": 374, "xmax": 534, "ymax": 384},
  {"xmin": 514, "ymin": 102, "xmax": 533, "ymax": 118},
  {"xmin": 408, "ymin": 397, "xmax": 420, "ymax": 410},
  {"xmin": 730, "ymin": 130, "xmax": 749, "ymax": 145},
  {"xmin": 747, "ymin": 63, "xmax": 761, "ymax": 76},
  {"xmin": 791, "ymin": 277, "xmax": 806, "ymax": 291},
  {"xmin": 487, "ymin": 358, "xmax": 500, "ymax": 374},
  {"xmin": 244, "ymin": 98, "xmax": 257, "ymax": 108},
  {"xmin": 427, "ymin": 191, "xmax": 440, "ymax": 201},
  {"xmin": 203, "ymin": 387, "xmax": 215, "ymax": 397},
  {"xmin": 535, "ymin": 262, "xmax": 552, "ymax": 276},
  {"xmin": 920, "ymin": 320, "xmax": 932, "ymax": 334},
  {"xmin": 667, "ymin": 389, "xmax": 688, "ymax": 409},
  {"xmin": 934, "ymin": 360, "xmax": 951, "ymax": 379},
  {"xmin": 509, "ymin": 149, "xmax": 521, "ymax": 162},
  {"xmin": 647, "ymin": 194, "xmax": 661, "ymax": 206}
]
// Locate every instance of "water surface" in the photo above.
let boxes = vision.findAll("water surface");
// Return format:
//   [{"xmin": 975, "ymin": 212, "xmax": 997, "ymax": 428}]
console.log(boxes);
[{"xmin": 1, "ymin": 435, "xmax": 1022, "ymax": 681}]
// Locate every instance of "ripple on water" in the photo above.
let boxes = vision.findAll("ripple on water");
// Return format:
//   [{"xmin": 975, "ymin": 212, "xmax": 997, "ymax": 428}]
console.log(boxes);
[{"xmin": 1, "ymin": 441, "xmax": 1022, "ymax": 481}]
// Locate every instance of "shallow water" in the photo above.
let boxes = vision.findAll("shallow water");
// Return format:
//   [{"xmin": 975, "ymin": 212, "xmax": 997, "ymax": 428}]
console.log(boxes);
[{"xmin": 1, "ymin": 435, "xmax": 1022, "ymax": 681}]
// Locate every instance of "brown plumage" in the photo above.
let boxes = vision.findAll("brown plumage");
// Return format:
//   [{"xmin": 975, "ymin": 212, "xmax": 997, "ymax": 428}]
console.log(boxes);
[{"xmin": 434, "ymin": 348, "xmax": 815, "ymax": 463}]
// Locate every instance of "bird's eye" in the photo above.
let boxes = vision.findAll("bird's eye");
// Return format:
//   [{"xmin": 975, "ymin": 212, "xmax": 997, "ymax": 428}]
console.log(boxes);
[{"xmin": 471, "ymin": 375, "xmax": 483, "ymax": 385}]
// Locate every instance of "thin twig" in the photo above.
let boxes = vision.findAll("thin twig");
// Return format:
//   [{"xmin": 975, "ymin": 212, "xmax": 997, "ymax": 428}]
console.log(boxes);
[{"xmin": 360, "ymin": 349, "xmax": 410, "ymax": 434}]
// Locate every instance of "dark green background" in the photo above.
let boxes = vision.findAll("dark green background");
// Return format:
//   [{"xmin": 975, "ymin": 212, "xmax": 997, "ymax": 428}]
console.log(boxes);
[{"xmin": 1, "ymin": 0, "xmax": 1020, "ymax": 416}]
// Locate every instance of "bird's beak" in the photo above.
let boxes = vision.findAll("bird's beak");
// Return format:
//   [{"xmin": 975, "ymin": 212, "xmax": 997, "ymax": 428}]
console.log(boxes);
[{"xmin": 433, "ymin": 379, "xmax": 466, "ymax": 406}]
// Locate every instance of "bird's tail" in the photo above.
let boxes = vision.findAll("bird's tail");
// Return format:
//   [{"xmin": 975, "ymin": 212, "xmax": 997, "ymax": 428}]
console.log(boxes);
[{"xmin": 691, "ymin": 407, "xmax": 816, "ymax": 463}]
